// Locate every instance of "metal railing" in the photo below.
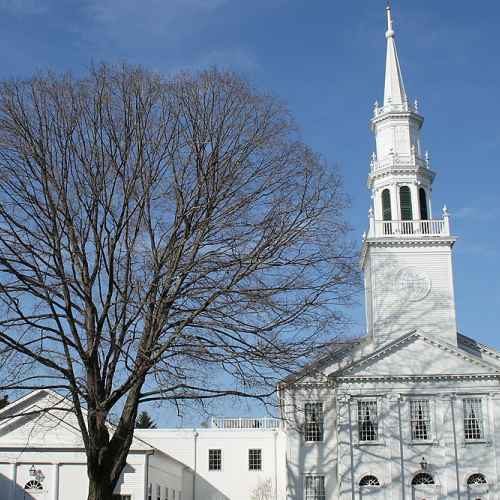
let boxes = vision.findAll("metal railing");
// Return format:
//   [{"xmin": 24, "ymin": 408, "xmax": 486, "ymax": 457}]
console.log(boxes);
[{"xmin": 210, "ymin": 417, "xmax": 281, "ymax": 430}]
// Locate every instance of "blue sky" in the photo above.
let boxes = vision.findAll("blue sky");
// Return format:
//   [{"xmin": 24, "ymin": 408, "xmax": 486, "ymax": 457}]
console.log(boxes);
[{"xmin": 1, "ymin": 0, "xmax": 499, "ymax": 424}]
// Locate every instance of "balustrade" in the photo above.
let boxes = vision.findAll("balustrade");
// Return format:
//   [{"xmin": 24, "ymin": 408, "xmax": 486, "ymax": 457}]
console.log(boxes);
[
  {"xmin": 367, "ymin": 218, "xmax": 450, "ymax": 238},
  {"xmin": 210, "ymin": 417, "xmax": 281, "ymax": 429}
]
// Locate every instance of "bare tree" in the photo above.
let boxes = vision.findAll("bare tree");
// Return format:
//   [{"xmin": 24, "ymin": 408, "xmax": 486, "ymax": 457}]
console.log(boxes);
[
  {"xmin": 251, "ymin": 478, "xmax": 274, "ymax": 500},
  {"xmin": 0, "ymin": 65, "xmax": 357, "ymax": 500}
]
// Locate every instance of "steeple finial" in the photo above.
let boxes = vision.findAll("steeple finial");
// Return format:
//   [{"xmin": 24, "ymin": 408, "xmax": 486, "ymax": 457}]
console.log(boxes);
[
  {"xmin": 383, "ymin": 3, "xmax": 407, "ymax": 107},
  {"xmin": 386, "ymin": 3, "xmax": 395, "ymax": 39}
]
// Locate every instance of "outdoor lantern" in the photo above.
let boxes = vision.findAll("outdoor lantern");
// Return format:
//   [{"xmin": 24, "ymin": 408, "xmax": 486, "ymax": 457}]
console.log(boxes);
[{"xmin": 420, "ymin": 457, "xmax": 428, "ymax": 470}]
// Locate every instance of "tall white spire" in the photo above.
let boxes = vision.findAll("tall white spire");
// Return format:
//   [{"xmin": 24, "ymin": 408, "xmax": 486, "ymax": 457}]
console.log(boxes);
[
  {"xmin": 364, "ymin": 5, "xmax": 458, "ymax": 347},
  {"xmin": 383, "ymin": 4, "xmax": 407, "ymax": 107}
]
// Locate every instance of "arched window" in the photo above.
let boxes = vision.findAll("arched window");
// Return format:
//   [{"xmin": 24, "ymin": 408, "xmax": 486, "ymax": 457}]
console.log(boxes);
[
  {"xmin": 382, "ymin": 189, "xmax": 392, "ymax": 221},
  {"xmin": 359, "ymin": 475, "xmax": 380, "ymax": 486},
  {"xmin": 400, "ymin": 186, "xmax": 413, "ymax": 220},
  {"xmin": 419, "ymin": 188, "xmax": 429, "ymax": 220},
  {"xmin": 412, "ymin": 473, "xmax": 435, "ymax": 485},
  {"xmin": 467, "ymin": 473, "xmax": 487, "ymax": 485},
  {"xmin": 24, "ymin": 480, "xmax": 43, "ymax": 490}
]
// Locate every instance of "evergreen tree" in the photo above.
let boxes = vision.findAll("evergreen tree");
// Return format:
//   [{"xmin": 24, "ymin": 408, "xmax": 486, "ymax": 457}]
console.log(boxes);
[{"xmin": 135, "ymin": 411, "xmax": 157, "ymax": 429}]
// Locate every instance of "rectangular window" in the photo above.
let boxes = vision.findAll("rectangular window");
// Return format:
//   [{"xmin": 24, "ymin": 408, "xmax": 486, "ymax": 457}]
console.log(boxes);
[
  {"xmin": 173, "ymin": 492, "xmax": 176, "ymax": 500},
  {"xmin": 165, "ymin": 487, "xmax": 169, "ymax": 500},
  {"xmin": 208, "ymin": 449, "xmax": 222, "ymax": 471},
  {"xmin": 410, "ymin": 399, "xmax": 431, "ymax": 441},
  {"xmin": 112, "ymin": 496, "xmax": 132, "ymax": 500},
  {"xmin": 357, "ymin": 400, "xmax": 378, "ymax": 442},
  {"xmin": 148, "ymin": 484, "xmax": 152, "ymax": 500},
  {"xmin": 304, "ymin": 475, "xmax": 326, "ymax": 500},
  {"xmin": 156, "ymin": 485, "xmax": 161, "ymax": 500},
  {"xmin": 248, "ymin": 449, "xmax": 262, "ymax": 471},
  {"xmin": 464, "ymin": 398, "xmax": 484, "ymax": 440},
  {"xmin": 304, "ymin": 402, "xmax": 324, "ymax": 442}
]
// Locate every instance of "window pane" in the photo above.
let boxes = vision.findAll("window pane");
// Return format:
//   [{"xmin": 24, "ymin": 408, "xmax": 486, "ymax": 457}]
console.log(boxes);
[
  {"xmin": 359, "ymin": 475, "xmax": 380, "ymax": 486},
  {"xmin": 412, "ymin": 473, "xmax": 434, "ymax": 485},
  {"xmin": 249, "ymin": 449, "xmax": 262, "ymax": 470},
  {"xmin": 305, "ymin": 475, "xmax": 325, "ymax": 500},
  {"xmin": 464, "ymin": 398, "xmax": 483, "ymax": 440},
  {"xmin": 467, "ymin": 473, "xmax": 487, "ymax": 485},
  {"xmin": 304, "ymin": 402, "xmax": 324, "ymax": 442},
  {"xmin": 410, "ymin": 400, "xmax": 431, "ymax": 440},
  {"xmin": 209, "ymin": 449, "xmax": 222, "ymax": 470},
  {"xmin": 357, "ymin": 400, "xmax": 378, "ymax": 441}
]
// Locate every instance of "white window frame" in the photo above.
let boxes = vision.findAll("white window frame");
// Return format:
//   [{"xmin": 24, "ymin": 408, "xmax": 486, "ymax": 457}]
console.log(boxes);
[
  {"xmin": 208, "ymin": 448, "xmax": 222, "ymax": 471},
  {"xmin": 409, "ymin": 398, "xmax": 435, "ymax": 443},
  {"xmin": 303, "ymin": 474, "xmax": 326, "ymax": 500},
  {"xmin": 356, "ymin": 398, "xmax": 380, "ymax": 444},
  {"xmin": 248, "ymin": 448, "xmax": 262, "ymax": 471},
  {"xmin": 463, "ymin": 397, "xmax": 487, "ymax": 443},
  {"xmin": 304, "ymin": 401, "xmax": 324, "ymax": 443}
]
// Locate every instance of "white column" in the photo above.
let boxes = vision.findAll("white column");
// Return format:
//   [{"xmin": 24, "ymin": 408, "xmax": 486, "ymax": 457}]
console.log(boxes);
[
  {"xmin": 9, "ymin": 462, "xmax": 17, "ymax": 500},
  {"xmin": 391, "ymin": 183, "xmax": 400, "ymax": 220},
  {"xmin": 427, "ymin": 188, "xmax": 433, "ymax": 219},
  {"xmin": 410, "ymin": 183, "xmax": 419, "ymax": 220},
  {"xmin": 489, "ymin": 394, "xmax": 500, "ymax": 499},
  {"xmin": 52, "ymin": 463, "xmax": 60, "ymax": 500}
]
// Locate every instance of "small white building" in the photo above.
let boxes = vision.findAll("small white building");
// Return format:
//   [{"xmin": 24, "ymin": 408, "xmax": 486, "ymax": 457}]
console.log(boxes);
[
  {"xmin": 0, "ymin": 389, "xmax": 190, "ymax": 500},
  {"xmin": 0, "ymin": 6, "xmax": 499, "ymax": 500},
  {"xmin": 136, "ymin": 420, "xmax": 288, "ymax": 500}
]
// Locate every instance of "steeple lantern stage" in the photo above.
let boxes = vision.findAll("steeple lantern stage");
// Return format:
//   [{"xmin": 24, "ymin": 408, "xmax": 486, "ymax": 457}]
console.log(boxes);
[{"xmin": 361, "ymin": 6, "xmax": 458, "ymax": 347}]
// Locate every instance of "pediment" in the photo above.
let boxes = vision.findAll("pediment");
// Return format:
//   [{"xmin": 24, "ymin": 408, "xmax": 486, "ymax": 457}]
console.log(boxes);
[
  {"xmin": 0, "ymin": 390, "xmax": 152, "ymax": 451},
  {"xmin": 0, "ymin": 403, "xmax": 84, "ymax": 447},
  {"xmin": 332, "ymin": 332, "xmax": 500, "ymax": 380}
]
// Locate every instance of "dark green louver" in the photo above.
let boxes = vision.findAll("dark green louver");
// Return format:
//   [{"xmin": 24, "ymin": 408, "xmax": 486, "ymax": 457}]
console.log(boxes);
[
  {"xmin": 400, "ymin": 186, "xmax": 413, "ymax": 220},
  {"xmin": 382, "ymin": 189, "xmax": 392, "ymax": 221},
  {"xmin": 419, "ymin": 188, "xmax": 429, "ymax": 220}
]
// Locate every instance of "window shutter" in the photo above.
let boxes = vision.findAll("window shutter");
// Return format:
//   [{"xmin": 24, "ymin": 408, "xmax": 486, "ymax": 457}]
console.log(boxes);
[
  {"xmin": 400, "ymin": 186, "xmax": 413, "ymax": 220},
  {"xmin": 382, "ymin": 189, "xmax": 392, "ymax": 221},
  {"xmin": 419, "ymin": 188, "xmax": 429, "ymax": 220}
]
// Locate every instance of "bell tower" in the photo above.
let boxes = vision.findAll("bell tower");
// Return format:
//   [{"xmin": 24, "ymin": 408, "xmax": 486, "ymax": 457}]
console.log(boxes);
[{"xmin": 361, "ymin": 6, "xmax": 458, "ymax": 346}]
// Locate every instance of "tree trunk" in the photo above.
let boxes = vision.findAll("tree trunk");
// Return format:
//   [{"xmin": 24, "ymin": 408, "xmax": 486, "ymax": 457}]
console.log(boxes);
[{"xmin": 87, "ymin": 474, "xmax": 115, "ymax": 500}]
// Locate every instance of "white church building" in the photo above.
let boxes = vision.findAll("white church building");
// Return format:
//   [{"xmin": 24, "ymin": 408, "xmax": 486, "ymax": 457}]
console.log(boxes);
[{"xmin": 1, "ymin": 6, "xmax": 499, "ymax": 500}]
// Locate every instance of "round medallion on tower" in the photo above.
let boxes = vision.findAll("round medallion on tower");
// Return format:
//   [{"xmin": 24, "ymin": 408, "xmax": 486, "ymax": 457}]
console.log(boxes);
[{"xmin": 394, "ymin": 267, "xmax": 432, "ymax": 302}]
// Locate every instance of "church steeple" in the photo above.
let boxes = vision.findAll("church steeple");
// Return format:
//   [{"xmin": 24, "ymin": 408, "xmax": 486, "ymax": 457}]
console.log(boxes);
[
  {"xmin": 361, "ymin": 6, "xmax": 458, "ymax": 347},
  {"xmin": 384, "ymin": 5, "xmax": 407, "ymax": 108}
]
